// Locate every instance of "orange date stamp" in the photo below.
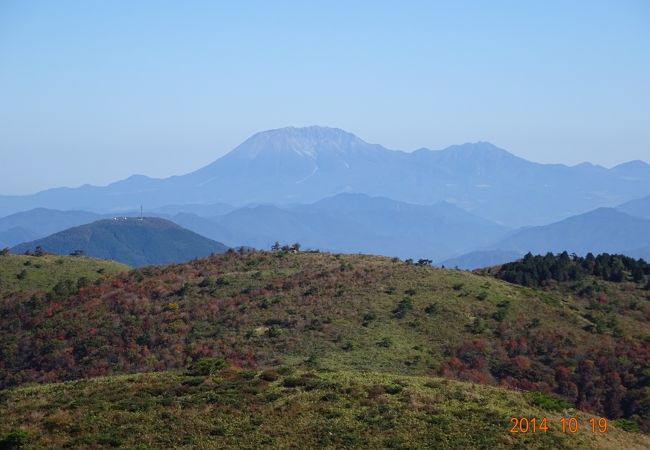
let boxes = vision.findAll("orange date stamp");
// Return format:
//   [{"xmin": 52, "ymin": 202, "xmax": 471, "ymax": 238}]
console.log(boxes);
[{"xmin": 509, "ymin": 417, "xmax": 608, "ymax": 433}]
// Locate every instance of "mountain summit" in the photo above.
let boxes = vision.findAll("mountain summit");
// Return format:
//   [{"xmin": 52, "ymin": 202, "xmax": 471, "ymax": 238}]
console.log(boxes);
[
  {"xmin": 225, "ymin": 126, "xmax": 377, "ymax": 160},
  {"xmin": 431, "ymin": 141, "xmax": 517, "ymax": 160},
  {"xmin": 188, "ymin": 126, "xmax": 395, "ymax": 191},
  {"xmin": 1, "ymin": 126, "xmax": 649, "ymax": 226},
  {"xmin": 12, "ymin": 217, "xmax": 228, "ymax": 267}
]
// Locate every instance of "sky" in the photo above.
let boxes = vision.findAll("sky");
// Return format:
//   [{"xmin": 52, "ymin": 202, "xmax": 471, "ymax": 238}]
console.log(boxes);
[{"xmin": 1, "ymin": 0, "xmax": 649, "ymax": 195}]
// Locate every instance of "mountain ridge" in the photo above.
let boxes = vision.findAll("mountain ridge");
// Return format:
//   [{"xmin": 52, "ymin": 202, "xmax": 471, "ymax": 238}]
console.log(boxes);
[
  {"xmin": 196, "ymin": 192, "xmax": 509, "ymax": 261},
  {"xmin": 6, "ymin": 191, "xmax": 650, "ymax": 267},
  {"xmin": 1, "ymin": 126, "xmax": 649, "ymax": 226},
  {"xmin": 617, "ymin": 194, "xmax": 650, "ymax": 219},
  {"xmin": 1, "ymin": 193, "xmax": 510, "ymax": 262}
]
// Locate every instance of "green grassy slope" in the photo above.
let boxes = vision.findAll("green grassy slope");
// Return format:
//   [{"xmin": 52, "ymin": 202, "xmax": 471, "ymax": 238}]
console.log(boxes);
[
  {"xmin": 0, "ymin": 250, "xmax": 648, "ymax": 438},
  {"xmin": 0, "ymin": 251, "xmax": 650, "ymax": 448},
  {"xmin": 1, "ymin": 369, "xmax": 648, "ymax": 450},
  {"xmin": 0, "ymin": 253, "xmax": 129, "ymax": 294}
]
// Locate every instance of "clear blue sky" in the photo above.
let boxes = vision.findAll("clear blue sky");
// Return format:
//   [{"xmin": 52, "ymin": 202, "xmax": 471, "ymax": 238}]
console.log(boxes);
[{"xmin": 1, "ymin": 0, "xmax": 649, "ymax": 194}]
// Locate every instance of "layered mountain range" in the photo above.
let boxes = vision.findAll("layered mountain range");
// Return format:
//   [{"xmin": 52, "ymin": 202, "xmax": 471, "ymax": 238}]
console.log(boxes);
[
  {"xmin": 2, "ymin": 126, "xmax": 649, "ymax": 267},
  {"xmin": 3, "ymin": 192, "xmax": 650, "ymax": 268},
  {"xmin": 444, "ymin": 205, "xmax": 650, "ymax": 268},
  {"xmin": 2, "ymin": 126, "xmax": 650, "ymax": 227}
]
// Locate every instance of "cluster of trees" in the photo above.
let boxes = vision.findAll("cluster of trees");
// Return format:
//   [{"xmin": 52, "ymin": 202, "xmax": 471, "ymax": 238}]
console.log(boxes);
[
  {"xmin": 271, "ymin": 242, "xmax": 301, "ymax": 253},
  {"xmin": 497, "ymin": 252, "xmax": 650, "ymax": 287},
  {"xmin": 404, "ymin": 258, "xmax": 432, "ymax": 266},
  {"xmin": 22, "ymin": 245, "xmax": 48, "ymax": 257}
]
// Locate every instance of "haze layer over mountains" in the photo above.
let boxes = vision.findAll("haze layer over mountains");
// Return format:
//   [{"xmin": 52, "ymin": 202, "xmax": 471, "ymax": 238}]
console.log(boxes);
[{"xmin": 2, "ymin": 126, "xmax": 649, "ymax": 267}]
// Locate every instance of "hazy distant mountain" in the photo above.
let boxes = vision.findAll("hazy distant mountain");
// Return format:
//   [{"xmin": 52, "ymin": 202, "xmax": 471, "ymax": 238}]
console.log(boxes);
[
  {"xmin": 12, "ymin": 217, "xmax": 228, "ymax": 267},
  {"xmin": 1, "ymin": 127, "xmax": 649, "ymax": 226},
  {"xmin": 616, "ymin": 194, "xmax": 650, "ymax": 220},
  {"xmin": 487, "ymin": 208, "xmax": 650, "ymax": 256},
  {"xmin": 150, "ymin": 203, "xmax": 235, "ymax": 217},
  {"xmin": 439, "ymin": 250, "xmax": 523, "ymax": 270},
  {"xmin": 0, "ymin": 208, "xmax": 101, "ymax": 244},
  {"xmin": 0, "ymin": 206, "xmax": 233, "ymax": 246},
  {"xmin": 198, "ymin": 193, "xmax": 509, "ymax": 261},
  {"xmin": 609, "ymin": 160, "xmax": 650, "ymax": 180},
  {"xmin": 6, "ymin": 193, "xmax": 649, "ymax": 265},
  {"xmin": 0, "ymin": 194, "xmax": 509, "ymax": 261},
  {"xmin": 0, "ymin": 227, "xmax": 39, "ymax": 248},
  {"xmin": 443, "ymin": 207, "xmax": 650, "ymax": 269}
]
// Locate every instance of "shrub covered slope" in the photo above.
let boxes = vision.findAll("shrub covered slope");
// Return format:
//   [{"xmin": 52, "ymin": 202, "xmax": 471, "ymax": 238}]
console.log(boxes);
[
  {"xmin": 0, "ymin": 249, "xmax": 648, "ymax": 447},
  {"xmin": 2, "ymin": 369, "xmax": 648, "ymax": 449}
]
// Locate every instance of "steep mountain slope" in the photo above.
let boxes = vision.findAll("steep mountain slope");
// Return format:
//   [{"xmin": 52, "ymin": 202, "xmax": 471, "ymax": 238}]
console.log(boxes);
[
  {"xmin": 11, "ymin": 217, "xmax": 228, "ymax": 266},
  {"xmin": 1, "ymin": 126, "xmax": 649, "ymax": 226},
  {"xmin": 1, "ymin": 251, "xmax": 648, "ymax": 432},
  {"xmin": 487, "ymin": 208, "xmax": 650, "ymax": 256}
]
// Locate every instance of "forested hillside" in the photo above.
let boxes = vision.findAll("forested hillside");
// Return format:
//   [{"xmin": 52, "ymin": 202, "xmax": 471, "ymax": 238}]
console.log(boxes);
[{"xmin": 493, "ymin": 252, "xmax": 650, "ymax": 287}]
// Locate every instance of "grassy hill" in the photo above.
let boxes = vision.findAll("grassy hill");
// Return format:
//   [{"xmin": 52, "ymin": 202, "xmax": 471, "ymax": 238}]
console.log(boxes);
[
  {"xmin": 11, "ymin": 217, "xmax": 228, "ymax": 267},
  {"xmin": 1, "ymin": 369, "xmax": 648, "ymax": 450},
  {"xmin": 1, "ymin": 250, "xmax": 648, "ymax": 431},
  {"xmin": 0, "ymin": 253, "xmax": 128, "ymax": 294}
]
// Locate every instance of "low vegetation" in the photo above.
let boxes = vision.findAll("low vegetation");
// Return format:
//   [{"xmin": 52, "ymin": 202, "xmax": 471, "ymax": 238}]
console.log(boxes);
[
  {"xmin": 1, "ymin": 369, "xmax": 648, "ymax": 449},
  {"xmin": 0, "ymin": 252, "xmax": 128, "ymax": 294},
  {"xmin": 0, "ymin": 250, "xmax": 648, "ymax": 435}
]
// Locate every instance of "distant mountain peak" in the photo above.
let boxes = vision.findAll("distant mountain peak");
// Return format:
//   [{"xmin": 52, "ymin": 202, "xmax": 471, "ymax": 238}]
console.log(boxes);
[
  {"xmin": 263, "ymin": 125, "xmax": 354, "ymax": 137},
  {"xmin": 440, "ymin": 141, "xmax": 516, "ymax": 158},
  {"xmin": 611, "ymin": 160, "xmax": 650, "ymax": 177},
  {"xmin": 420, "ymin": 142, "xmax": 527, "ymax": 171},
  {"xmin": 614, "ymin": 159, "xmax": 649, "ymax": 169},
  {"xmin": 227, "ymin": 126, "xmax": 369, "ymax": 161},
  {"xmin": 572, "ymin": 162, "xmax": 603, "ymax": 169},
  {"xmin": 2, "ymin": 126, "xmax": 650, "ymax": 229}
]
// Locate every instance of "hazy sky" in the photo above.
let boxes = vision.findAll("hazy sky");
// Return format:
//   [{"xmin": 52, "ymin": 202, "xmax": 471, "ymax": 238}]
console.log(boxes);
[{"xmin": 1, "ymin": 1, "xmax": 649, "ymax": 195}]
